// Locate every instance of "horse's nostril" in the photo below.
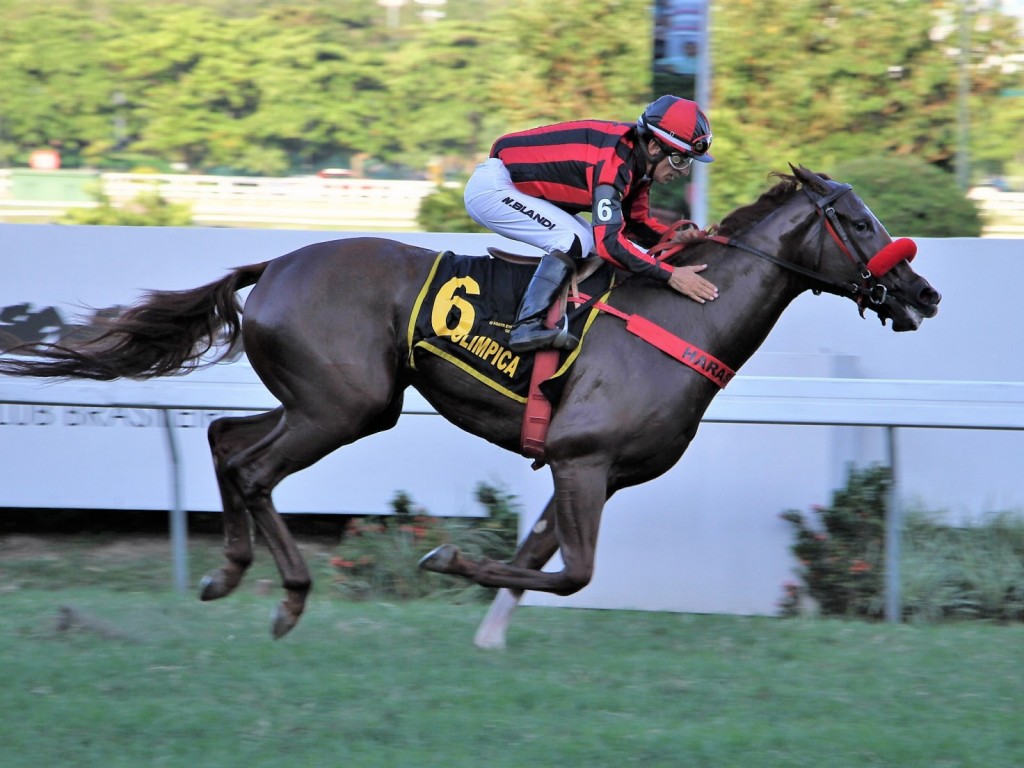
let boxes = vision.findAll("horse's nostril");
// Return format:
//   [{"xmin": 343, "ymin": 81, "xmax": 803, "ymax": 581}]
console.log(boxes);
[{"xmin": 920, "ymin": 286, "xmax": 941, "ymax": 306}]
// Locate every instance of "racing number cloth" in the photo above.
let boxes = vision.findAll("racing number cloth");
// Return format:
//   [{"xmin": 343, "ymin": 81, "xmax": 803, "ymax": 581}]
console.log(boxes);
[{"xmin": 407, "ymin": 252, "xmax": 610, "ymax": 403}]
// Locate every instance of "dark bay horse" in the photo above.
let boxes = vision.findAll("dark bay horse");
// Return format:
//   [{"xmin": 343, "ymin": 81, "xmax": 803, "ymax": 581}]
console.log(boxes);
[{"xmin": 0, "ymin": 166, "xmax": 940, "ymax": 645}]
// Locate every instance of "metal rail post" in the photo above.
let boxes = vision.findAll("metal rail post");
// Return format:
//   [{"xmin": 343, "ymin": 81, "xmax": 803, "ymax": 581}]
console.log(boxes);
[
  {"xmin": 160, "ymin": 408, "xmax": 189, "ymax": 594},
  {"xmin": 884, "ymin": 426, "xmax": 902, "ymax": 623}
]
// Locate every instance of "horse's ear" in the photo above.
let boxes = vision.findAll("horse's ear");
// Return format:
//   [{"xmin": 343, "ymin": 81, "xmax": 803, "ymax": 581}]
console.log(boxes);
[{"xmin": 791, "ymin": 164, "xmax": 828, "ymax": 193}]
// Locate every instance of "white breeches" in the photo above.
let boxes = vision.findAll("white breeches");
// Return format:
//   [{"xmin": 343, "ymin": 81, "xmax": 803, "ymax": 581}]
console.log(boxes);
[{"xmin": 464, "ymin": 158, "xmax": 595, "ymax": 257}]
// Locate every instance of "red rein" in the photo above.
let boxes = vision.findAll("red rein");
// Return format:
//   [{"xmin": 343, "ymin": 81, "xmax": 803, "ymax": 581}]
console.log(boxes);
[{"xmin": 866, "ymin": 237, "xmax": 917, "ymax": 278}]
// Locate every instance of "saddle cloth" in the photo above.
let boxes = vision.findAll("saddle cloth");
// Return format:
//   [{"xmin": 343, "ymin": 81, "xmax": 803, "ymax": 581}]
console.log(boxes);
[{"xmin": 407, "ymin": 251, "xmax": 613, "ymax": 403}]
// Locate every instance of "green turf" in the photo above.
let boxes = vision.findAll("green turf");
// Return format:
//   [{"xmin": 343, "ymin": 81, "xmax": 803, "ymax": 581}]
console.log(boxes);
[{"xmin": 3, "ymin": 587, "xmax": 1022, "ymax": 768}]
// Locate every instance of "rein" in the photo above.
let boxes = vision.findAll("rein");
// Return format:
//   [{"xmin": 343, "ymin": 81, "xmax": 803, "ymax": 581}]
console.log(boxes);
[
  {"xmin": 560, "ymin": 178, "xmax": 917, "ymax": 386},
  {"xmin": 705, "ymin": 181, "xmax": 916, "ymax": 310}
]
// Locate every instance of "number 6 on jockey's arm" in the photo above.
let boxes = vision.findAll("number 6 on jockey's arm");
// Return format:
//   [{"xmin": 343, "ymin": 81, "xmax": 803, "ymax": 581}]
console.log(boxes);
[{"xmin": 591, "ymin": 184, "xmax": 718, "ymax": 305}]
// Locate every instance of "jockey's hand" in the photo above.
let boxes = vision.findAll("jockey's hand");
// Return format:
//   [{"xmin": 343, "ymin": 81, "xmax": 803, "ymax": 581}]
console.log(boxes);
[
  {"xmin": 668, "ymin": 264, "xmax": 718, "ymax": 304},
  {"xmin": 670, "ymin": 222, "xmax": 720, "ymax": 243}
]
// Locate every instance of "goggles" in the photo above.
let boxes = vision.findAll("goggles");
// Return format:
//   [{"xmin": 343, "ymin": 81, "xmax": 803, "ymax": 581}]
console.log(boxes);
[{"xmin": 666, "ymin": 151, "xmax": 693, "ymax": 172}]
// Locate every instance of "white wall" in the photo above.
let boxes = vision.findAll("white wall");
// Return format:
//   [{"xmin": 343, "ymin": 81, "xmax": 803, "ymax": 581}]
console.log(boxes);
[
  {"xmin": 0, "ymin": 225, "xmax": 551, "ymax": 519},
  {"xmin": 1, "ymin": 224, "xmax": 1021, "ymax": 615}
]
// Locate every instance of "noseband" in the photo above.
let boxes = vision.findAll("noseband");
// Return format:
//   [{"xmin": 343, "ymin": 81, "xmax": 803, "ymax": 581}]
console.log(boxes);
[{"xmin": 709, "ymin": 180, "xmax": 916, "ymax": 308}]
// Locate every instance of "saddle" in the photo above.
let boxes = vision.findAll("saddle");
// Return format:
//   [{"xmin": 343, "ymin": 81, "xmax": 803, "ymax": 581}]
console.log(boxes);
[
  {"xmin": 409, "ymin": 227, "xmax": 716, "ymax": 467},
  {"xmin": 487, "ymin": 247, "xmax": 607, "ymax": 465},
  {"xmin": 491, "ymin": 222, "xmax": 716, "ymax": 465},
  {"xmin": 486, "ymin": 247, "xmax": 605, "ymax": 284}
]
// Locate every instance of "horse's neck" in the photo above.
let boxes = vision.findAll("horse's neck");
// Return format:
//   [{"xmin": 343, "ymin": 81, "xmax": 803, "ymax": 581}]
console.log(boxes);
[
  {"xmin": 656, "ymin": 250, "xmax": 802, "ymax": 373},
  {"xmin": 704, "ymin": 204, "xmax": 818, "ymax": 367},
  {"xmin": 720, "ymin": 259, "xmax": 802, "ymax": 368}
]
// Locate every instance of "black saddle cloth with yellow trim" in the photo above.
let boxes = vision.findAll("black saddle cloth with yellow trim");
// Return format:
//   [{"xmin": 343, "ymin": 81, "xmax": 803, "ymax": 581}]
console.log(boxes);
[{"xmin": 407, "ymin": 251, "xmax": 613, "ymax": 403}]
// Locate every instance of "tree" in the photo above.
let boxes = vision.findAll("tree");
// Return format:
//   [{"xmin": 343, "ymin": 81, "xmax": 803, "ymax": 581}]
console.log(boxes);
[
  {"xmin": 829, "ymin": 156, "xmax": 982, "ymax": 237},
  {"xmin": 0, "ymin": 2, "xmax": 117, "ymax": 165},
  {"xmin": 417, "ymin": 185, "xmax": 489, "ymax": 232},
  {"xmin": 483, "ymin": 0, "xmax": 651, "ymax": 131},
  {"xmin": 0, "ymin": 0, "xmax": 1020, "ymax": 199},
  {"xmin": 709, "ymin": 0, "xmax": 1024, "ymax": 218}
]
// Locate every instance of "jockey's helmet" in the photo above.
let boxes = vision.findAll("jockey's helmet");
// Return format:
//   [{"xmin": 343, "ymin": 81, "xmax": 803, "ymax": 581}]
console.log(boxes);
[{"xmin": 637, "ymin": 95, "xmax": 714, "ymax": 163}]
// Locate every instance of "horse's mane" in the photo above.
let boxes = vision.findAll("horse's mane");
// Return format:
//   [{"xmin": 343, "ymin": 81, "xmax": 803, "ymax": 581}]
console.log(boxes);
[{"xmin": 716, "ymin": 171, "xmax": 803, "ymax": 237}]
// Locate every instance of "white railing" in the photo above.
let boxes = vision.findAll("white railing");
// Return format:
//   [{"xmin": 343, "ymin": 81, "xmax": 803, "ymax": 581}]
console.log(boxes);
[
  {"xmin": 2, "ymin": 169, "xmax": 1022, "ymax": 235},
  {"xmin": 100, "ymin": 172, "xmax": 436, "ymax": 203},
  {"xmin": 4, "ymin": 374, "xmax": 1024, "ymax": 619},
  {"xmin": 102, "ymin": 173, "xmax": 440, "ymax": 229},
  {"xmin": 968, "ymin": 188, "xmax": 1024, "ymax": 237},
  {"xmin": 0, "ymin": 170, "xmax": 441, "ymax": 229}
]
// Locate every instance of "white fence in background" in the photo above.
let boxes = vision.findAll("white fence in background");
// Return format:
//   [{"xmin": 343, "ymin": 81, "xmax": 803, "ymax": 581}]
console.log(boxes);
[
  {"xmin": 2, "ymin": 169, "xmax": 1022, "ymax": 235},
  {"xmin": 0, "ymin": 170, "xmax": 440, "ymax": 229},
  {"xmin": 3, "ymin": 375, "xmax": 1023, "ymax": 617},
  {"xmin": 967, "ymin": 187, "xmax": 1024, "ymax": 237},
  {"xmin": 100, "ymin": 173, "xmax": 439, "ymax": 228}
]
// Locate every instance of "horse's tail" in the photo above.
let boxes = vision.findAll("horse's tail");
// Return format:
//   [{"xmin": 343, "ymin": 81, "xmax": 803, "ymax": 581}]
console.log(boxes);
[{"xmin": 0, "ymin": 262, "xmax": 269, "ymax": 381}]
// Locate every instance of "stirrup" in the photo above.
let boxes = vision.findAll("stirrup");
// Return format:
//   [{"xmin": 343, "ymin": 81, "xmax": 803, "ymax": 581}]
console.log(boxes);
[
  {"xmin": 550, "ymin": 317, "xmax": 579, "ymax": 351},
  {"xmin": 509, "ymin": 317, "xmax": 578, "ymax": 354}
]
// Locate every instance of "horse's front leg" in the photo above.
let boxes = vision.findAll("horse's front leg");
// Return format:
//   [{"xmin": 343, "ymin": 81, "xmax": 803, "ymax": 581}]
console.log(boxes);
[
  {"xmin": 421, "ymin": 459, "xmax": 607, "ymax": 595},
  {"xmin": 474, "ymin": 496, "xmax": 560, "ymax": 649}
]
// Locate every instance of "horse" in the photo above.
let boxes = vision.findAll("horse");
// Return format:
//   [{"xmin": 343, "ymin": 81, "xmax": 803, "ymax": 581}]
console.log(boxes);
[{"xmin": 0, "ymin": 166, "xmax": 940, "ymax": 647}]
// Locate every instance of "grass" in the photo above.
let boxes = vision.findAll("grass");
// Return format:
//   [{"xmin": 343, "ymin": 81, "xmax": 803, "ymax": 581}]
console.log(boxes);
[{"xmin": 2, "ymin": 533, "xmax": 1024, "ymax": 767}]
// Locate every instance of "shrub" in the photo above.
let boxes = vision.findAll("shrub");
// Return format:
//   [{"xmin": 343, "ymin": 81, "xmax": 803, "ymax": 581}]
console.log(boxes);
[
  {"xmin": 780, "ymin": 464, "xmax": 1024, "ymax": 623},
  {"xmin": 416, "ymin": 184, "xmax": 490, "ymax": 233},
  {"xmin": 60, "ymin": 187, "xmax": 194, "ymax": 227},
  {"xmin": 901, "ymin": 510, "xmax": 1024, "ymax": 623},
  {"xmin": 328, "ymin": 482, "xmax": 520, "ymax": 601},
  {"xmin": 780, "ymin": 464, "xmax": 889, "ymax": 619},
  {"xmin": 828, "ymin": 156, "xmax": 983, "ymax": 238}
]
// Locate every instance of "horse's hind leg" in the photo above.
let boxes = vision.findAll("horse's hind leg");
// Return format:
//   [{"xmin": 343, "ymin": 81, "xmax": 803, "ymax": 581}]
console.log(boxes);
[
  {"xmin": 228, "ymin": 398, "xmax": 404, "ymax": 638},
  {"xmin": 199, "ymin": 409, "xmax": 283, "ymax": 601}
]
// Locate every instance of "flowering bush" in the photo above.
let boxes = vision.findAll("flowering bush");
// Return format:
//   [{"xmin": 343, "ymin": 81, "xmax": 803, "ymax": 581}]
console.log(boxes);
[
  {"xmin": 779, "ymin": 465, "xmax": 889, "ymax": 618},
  {"xmin": 328, "ymin": 483, "xmax": 520, "ymax": 601},
  {"xmin": 780, "ymin": 464, "xmax": 1024, "ymax": 622}
]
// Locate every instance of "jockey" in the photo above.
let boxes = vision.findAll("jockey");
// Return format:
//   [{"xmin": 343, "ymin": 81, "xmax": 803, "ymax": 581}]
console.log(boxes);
[{"xmin": 464, "ymin": 95, "xmax": 720, "ymax": 354}]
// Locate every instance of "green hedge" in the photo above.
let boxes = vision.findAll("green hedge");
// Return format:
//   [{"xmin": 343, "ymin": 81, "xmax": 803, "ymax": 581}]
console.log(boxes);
[{"xmin": 781, "ymin": 464, "xmax": 1024, "ymax": 622}]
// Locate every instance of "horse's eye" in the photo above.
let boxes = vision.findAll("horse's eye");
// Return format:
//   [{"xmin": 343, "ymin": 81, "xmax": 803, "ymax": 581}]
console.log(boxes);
[{"xmin": 853, "ymin": 220, "xmax": 871, "ymax": 233}]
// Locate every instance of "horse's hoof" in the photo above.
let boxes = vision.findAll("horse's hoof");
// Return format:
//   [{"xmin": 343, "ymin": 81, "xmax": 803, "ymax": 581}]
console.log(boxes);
[
  {"xmin": 198, "ymin": 570, "xmax": 231, "ymax": 601},
  {"xmin": 270, "ymin": 602, "xmax": 298, "ymax": 640},
  {"xmin": 418, "ymin": 543, "xmax": 460, "ymax": 573},
  {"xmin": 473, "ymin": 631, "xmax": 507, "ymax": 651}
]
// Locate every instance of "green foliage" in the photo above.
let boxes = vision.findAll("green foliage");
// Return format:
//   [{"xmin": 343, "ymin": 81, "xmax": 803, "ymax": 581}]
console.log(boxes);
[
  {"xmin": 59, "ymin": 188, "xmax": 194, "ymax": 226},
  {"xmin": 780, "ymin": 465, "xmax": 889, "ymax": 619},
  {"xmin": 417, "ymin": 184, "xmax": 489, "ymax": 232},
  {"xmin": 4, "ymin": 587, "xmax": 1024, "ymax": 767},
  {"xmin": 829, "ymin": 156, "xmax": 983, "ymax": 237},
  {"xmin": 902, "ymin": 510, "xmax": 1024, "ymax": 623},
  {"xmin": 781, "ymin": 464, "xmax": 1024, "ymax": 622},
  {"xmin": 472, "ymin": 481, "xmax": 523, "ymax": 557},
  {"xmin": 328, "ymin": 482, "xmax": 519, "ymax": 601},
  {"xmin": 0, "ymin": 0, "xmax": 650, "ymax": 175},
  {"xmin": 709, "ymin": 0, "xmax": 1024, "ymax": 219},
  {"xmin": 1, "ymin": 0, "xmax": 1021, "ymax": 224}
]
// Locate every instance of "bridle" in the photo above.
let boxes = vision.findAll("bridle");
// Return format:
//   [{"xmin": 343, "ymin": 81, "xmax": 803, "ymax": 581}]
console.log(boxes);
[
  {"xmin": 572, "ymin": 175, "xmax": 919, "ymax": 326},
  {"xmin": 703, "ymin": 179, "xmax": 915, "ymax": 309}
]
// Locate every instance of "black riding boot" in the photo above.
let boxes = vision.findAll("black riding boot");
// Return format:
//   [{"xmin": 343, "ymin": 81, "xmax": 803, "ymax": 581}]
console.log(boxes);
[{"xmin": 508, "ymin": 251, "xmax": 579, "ymax": 354}]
